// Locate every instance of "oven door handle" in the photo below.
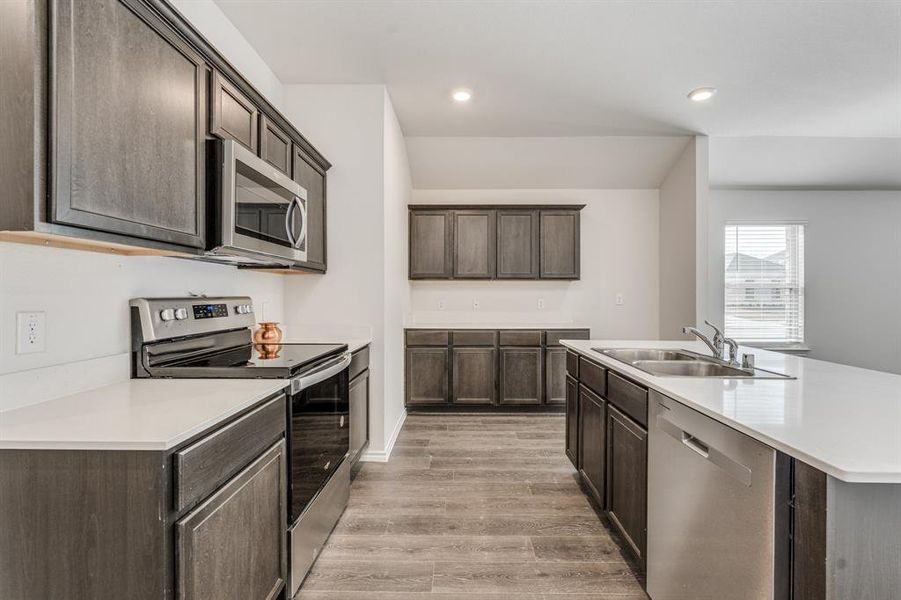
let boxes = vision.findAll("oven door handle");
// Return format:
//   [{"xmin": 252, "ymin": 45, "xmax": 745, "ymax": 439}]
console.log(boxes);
[{"xmin": 290, "ymin": 351, "xmax": 352, "ymax": 394}]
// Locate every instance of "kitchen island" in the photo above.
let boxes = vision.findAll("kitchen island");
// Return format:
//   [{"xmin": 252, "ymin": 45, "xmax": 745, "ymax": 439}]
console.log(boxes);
[{"xmin": 562, "ymin": 339, "xmax": 901, "ymax": 600}]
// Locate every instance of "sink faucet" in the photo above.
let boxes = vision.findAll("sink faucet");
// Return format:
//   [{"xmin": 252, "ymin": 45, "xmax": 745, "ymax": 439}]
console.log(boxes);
[{"xmin": 683, "ymin": 321, "xmax": 739, "ymax": 365}]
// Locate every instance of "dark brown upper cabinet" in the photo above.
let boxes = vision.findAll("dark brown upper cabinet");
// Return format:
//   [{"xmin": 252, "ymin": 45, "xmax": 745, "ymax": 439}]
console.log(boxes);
[
  {"xmin": 497, "ymin": 210, "xmax": 539, "ymax": 279},
  {"xmin": 407, "ymin": 205, "xmax": 582, "ymax": 280},
  {"xmin": 293, "ymin": 145, "xmax": 328, "ymax": 271},
  {"xmin": 210, "ymin": 70, "xmax": 259, "ymax": 152},
  {"xmin": 453, "ymin": 210, "xmax": 496, "ymax": 279},
  {"xmin": 3, "ymin": 0, "xmax": 332, "ymax": 261},
  {"xmin": 259, "ymin": 115, "xmax": 292, "ymax": 175},
  {"xmin": 49, "ymin": 0, "xmax": 208, "ymax": 249},
  {"xmin": 540, "ymin": 210, "xmax": 581, "ymax": 279},
  {"xmin": 409, "ymin": 209, "xmax": 454, "ymax": 278}
]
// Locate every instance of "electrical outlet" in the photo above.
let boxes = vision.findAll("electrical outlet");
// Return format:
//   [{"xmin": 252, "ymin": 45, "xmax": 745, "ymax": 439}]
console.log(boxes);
[
  {"xmin": 472, "ymin": 299, "xmax": 480, "ymax": 310},
  {"xmin": 615, "ymin": 293, "xmax": 624, "ymax": 306},
  {"xmin": 16, "ymin": 311, "xmax": 46, "ymax": 354},
  {"xmin": 438, "ymin": 300, "xmax": 446, "ymax": 311},
  {"xmin": 537, "ymin": 298, "xmax": 545, "ymax": 310}
]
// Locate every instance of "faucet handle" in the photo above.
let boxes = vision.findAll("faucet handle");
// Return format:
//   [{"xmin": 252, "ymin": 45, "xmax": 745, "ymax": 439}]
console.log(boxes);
[{"xmin": 704, "ymin": 320, "xmax": 725, "ymax": 341}]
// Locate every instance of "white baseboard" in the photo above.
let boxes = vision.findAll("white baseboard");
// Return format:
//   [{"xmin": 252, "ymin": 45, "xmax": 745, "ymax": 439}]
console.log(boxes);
[{"xmin": 360, "ymin": 408, "xmax": 407, "ymax": 463}]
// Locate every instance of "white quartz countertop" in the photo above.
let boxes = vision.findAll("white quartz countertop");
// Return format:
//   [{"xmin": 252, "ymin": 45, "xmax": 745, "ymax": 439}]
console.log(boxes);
[
  {"xmin": 405, "ymin": 324, "xmax": 585, "ymax": 330},
  {"xmin": 561, "ymin": 340, "xmax": 901, "ymax": 484},
  {"xmin": 0, "ymin": 379, "xmax": 288, "ymax": 451}
]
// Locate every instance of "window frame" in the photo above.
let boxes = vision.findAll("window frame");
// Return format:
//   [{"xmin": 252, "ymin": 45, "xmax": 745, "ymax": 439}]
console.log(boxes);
[{"xmin": 723, "ymin": 221, "xmax": 807, "ymax": 348}]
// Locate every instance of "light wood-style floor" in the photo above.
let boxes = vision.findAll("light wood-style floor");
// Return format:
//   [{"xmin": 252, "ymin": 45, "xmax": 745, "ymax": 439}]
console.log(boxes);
[{"xmin": 296, "ymin": 413, "xmax": 647, "ymax": 600}]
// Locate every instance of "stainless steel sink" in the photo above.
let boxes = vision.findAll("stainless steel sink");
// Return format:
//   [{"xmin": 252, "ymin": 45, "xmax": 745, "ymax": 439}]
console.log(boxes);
[
  {"xmin": 594, "ymin": 348, "xmax": 698, "ymax": 362},
  {"xmin": 592, "ymin": 347, "xmax": 794, "ymax": 379},
  {"xmin": 632, "ymin": 360, "xmax": 755, "ymax": 378}
]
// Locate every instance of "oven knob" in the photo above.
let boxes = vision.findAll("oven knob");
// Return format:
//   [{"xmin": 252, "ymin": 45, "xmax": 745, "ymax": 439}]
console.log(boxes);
[
  {"xmin": 244, "ymin": 304, "xmax": 253, "ymax": 314},
  {"xmin": 159, "ymin": 308, "xmax": 176, "ymax": 321},
  {"xmin": 235, "ymin": 304, "xmax": 247, "ymax": 315},
  {"xmin": 174, "ymin": 308, "xmax": 189, "ymax": 320}
]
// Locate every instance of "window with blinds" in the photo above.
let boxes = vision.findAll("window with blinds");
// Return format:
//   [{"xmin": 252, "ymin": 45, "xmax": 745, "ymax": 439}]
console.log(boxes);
[{"xmin": 724, "ymin": 223, "xmax": 805, "ymax": 344}]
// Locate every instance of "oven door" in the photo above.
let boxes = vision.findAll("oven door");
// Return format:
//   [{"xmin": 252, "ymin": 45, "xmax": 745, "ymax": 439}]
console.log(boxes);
[
  {"xmin": 216, "ymin": 139, "xmax": 307, "ymax": 265},
  {"xmin": 287, "ymin": 352, "xmax": 351, "ymax": 524}
]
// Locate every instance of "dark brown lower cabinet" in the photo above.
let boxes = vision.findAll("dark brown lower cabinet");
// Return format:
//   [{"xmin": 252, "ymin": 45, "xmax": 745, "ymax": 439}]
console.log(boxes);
[
  {"xmin": 565, "ymin": 375, "xmax": 579, "ymax": 468},
  {"xmin": 176, "ymin": 441, "xmax": 287, "ymax": 600},
  {"xmin": 0, "ymin": 392, "xmax": 287, "ymax": 600},
  {"xmin": 545, "ymin": 347, "xmax": 567, "ymax": 404},
  {"xmin": 792, "ymin": 459, "xmax": 827, "ymax": 600},
  {"xmin": 578, "ymin": 385, "xmax": 606, "ymax": 507},
  {"xmin": 452, "ymin": 347, "xmax": 497, "ymax": 404},
  {"xmin": 405, "ymin": 347, "xmax": 450, "ymax": 405},
  {"xmin": 349, "ymin": 368, "xmax": 370, "ymax": 469},
  {"xmin": 499, "ymin": 347, "xmax": 543, "ymax": 405},
  {"xmin": 605, "ymin": 404, "xmax": 648, "ymax": 567}
]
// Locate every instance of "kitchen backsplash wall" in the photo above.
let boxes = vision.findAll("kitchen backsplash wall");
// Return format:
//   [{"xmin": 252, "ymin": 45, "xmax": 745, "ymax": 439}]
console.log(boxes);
[
  {"xmin": 408, "ymin": 189, "xmax": 660, "ymax": 339},
  {"xmin": 0, "ymin": 242, "xmax": 284, "ymax": 410}
]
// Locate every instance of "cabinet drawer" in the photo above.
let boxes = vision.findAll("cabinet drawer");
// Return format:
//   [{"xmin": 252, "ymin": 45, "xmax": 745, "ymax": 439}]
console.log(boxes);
[
  {"xmin": 405, "ymin": 329, "xmax": 449, "ymax": 346},
  {"xmin": 452, "ymin": 330, "xmax": 497, "ymax": 346},
  {"xmin": 174, "ymin": 394, "xmax": 286, "ymax": 512},
  {"xmin": 607, "ymin": 372, "xmax": 648, "ymax": 428},
  {"xmin": 566, "ymin": 351, "xmax": 580, "ymax": 378},
  {"xmin": 579, "ymin": 357, "xmax": 607, "ymax": 398},
  {"xmin": 349, "ymin": 346, "xmax": 370, "ymax": 381},
  {"xmin": 499, "ymin": 330, "xmax": 543, "ymax": 346},
  {"xmin": 545, "ymin": 329, "xmax": 590, "ymax": 346}
]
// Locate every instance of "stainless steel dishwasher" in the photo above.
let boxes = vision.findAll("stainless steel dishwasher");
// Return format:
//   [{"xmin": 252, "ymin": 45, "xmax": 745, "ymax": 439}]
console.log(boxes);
[{"xmin": 647, "ymin": 390, "xmax": 790, "ymax": 600}]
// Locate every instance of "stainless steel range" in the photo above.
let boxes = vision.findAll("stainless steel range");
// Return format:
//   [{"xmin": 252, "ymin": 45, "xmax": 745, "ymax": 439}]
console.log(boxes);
[{"xmin": 130, "ymin": 296, "xmax": 351, "ymax": 596}]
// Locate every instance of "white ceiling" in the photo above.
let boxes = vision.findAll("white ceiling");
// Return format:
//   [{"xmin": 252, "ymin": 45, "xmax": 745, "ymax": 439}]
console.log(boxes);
[
  {"xmin": 406, "ymin": 136, "xmax": 691, "ymax": 189},
  {"xmin": 214, "ymin": 0, "xmax": 901, "ymax": 138}
]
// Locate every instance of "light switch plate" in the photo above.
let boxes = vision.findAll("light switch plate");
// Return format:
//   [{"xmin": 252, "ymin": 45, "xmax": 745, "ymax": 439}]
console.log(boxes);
[{"xmin": 16, "ymin": 311, "xmax": 46, "ymax": 354}]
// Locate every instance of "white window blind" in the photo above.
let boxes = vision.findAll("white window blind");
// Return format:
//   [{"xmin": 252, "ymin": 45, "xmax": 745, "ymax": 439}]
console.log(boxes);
[{"xmin": 724, "ymin": 224, "xmax": 805, "ymax": 344}]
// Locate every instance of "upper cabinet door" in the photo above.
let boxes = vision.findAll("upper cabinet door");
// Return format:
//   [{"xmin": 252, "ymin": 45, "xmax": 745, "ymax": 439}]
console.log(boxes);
[
  {"xmin": 259, "ymin": 115, "xmax": 292, "ymax": 175},
  {"xmin": 409, "ymin": 210, "xmax": 453, "ymax": 279},
  {"xmin": 293, "ymin": 146, "xmax": 327, "ymax": 271},
  {"xmin": 539, "ymin": 210, "xmax": 581, "ymax": 279},
  {"xmin": 497, "ymin": 210, "xmax": 539, "ymax": 279},
  {"xmin": 210, "ymin": 71, "xmax": 258, "ymax": 152},
  {"xmin": 50, "ymin": 0, "xmax": 207, "ymax": 248},
  {"xmin": 453, "ymin": 210, "xmax": 496, "ymax": 279}
]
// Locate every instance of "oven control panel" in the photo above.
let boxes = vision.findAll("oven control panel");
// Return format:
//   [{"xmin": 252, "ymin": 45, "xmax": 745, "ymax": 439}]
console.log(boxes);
[
  {"xmin": 192, "ymin": 303, "xmax": 229, "ymax": 320},
  {"xmin": 130, "ymin": 296, "xmax": 256, "ymax": 342}
]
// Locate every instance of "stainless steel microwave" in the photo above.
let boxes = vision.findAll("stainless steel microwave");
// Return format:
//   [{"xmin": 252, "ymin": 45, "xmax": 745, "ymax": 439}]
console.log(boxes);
[{"xmin": 206, "ymin": 139, "xmax": 307, "ymax": 267}]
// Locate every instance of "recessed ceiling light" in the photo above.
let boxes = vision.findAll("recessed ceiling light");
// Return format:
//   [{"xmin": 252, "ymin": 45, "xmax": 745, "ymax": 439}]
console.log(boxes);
[
  {"xmin": 688, "ymin": 87, "xmax": 717, "ymax": 102},
  {"xmin": 452, "ymin": 89, "xmax": 472, "ymax": 103}
]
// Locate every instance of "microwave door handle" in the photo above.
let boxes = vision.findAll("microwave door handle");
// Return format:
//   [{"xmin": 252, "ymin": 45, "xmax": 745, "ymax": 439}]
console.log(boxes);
[
  {"xmin": 290, "ymin": 351, "xmax": 352, "ymax": 394},
  {"xmin": 294, "ymin": 198, "xmax": 307, "ymax": 249},
  {"xmin": 285, "ymin": 198, "xmax": 299, "ymax": 247}
]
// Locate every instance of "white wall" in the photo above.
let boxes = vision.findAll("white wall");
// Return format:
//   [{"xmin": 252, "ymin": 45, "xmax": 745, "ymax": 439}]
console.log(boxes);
[
  {"xmin": 171, "ymin": 0, "xmax": 285, "ymax": 107},
  {"xmin": 382, "ymin": 91, "xmax": 412, "ymax": 448},
  {"xmin": 409, "ymin": 189, "xmax": 660, "ymax": 339},
  {"xmin": 279, "ymin": 84, "xmax": 410, "ymax": 458},
  {"xmin": 658, "ymin": 136, "xmax": 709, "ymax": 338},
  {"xmin": 707, "ymin": 189, "xmax": 901, "ymax": 374},
  {"xmin": 0, "ymin": 243, "xmax": 284, "ymax": 410}
]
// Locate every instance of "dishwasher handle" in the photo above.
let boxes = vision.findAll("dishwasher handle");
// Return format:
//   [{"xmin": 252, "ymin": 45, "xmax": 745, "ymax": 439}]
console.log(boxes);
[
  {"xmin": 681, "ymin": 433, "xmax": 710, "ymax": 458},
  {"xmin": 656, "ymin": 407, "xmax": 753, "ymax": 487}
]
